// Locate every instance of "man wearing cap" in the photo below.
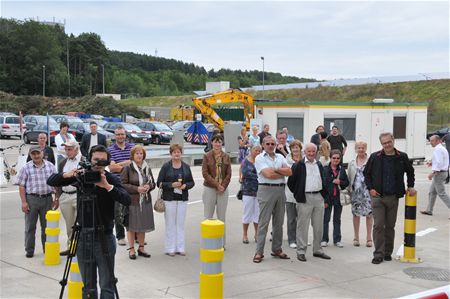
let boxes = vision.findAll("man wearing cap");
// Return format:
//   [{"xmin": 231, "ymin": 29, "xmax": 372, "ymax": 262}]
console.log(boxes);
[
  {"xmin": 80, "ymin": 121, "xmax": 107, "ymax": 158},
  {"xmin": 56, "ymin": 140, "xmax": 83, "ymax": 256},
  {"xmin": 26, "ymin": 133, "xmax": 55, "ymax": 165},
  {"xmin": 15, "ymin": 146, "xmax": 58, "ymax": 258}
]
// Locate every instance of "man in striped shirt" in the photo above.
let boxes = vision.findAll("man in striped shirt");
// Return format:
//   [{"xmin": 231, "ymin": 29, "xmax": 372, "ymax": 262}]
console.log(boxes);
[
  {"xmin": 108, "ymin": 126, "xmax": 134, "ymax": 245},
  {"xmin": 16, "ymin": 146, "xmax": 58, "ymax": 258}
]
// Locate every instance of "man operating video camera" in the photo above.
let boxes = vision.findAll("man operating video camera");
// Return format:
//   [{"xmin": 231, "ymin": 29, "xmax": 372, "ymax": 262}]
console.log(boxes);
[{"xmin": 47, "ymin": 145, "xmax": 131, "ymax": 299}]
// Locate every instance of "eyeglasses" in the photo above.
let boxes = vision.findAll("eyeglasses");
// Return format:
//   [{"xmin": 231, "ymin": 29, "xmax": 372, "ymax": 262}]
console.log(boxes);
[
  {"xmin": 115, "ymin": 133, "xmax": 126, "ymax": 136},
  {"xmin": 265, "ymin": 143, "xmax": 275, "ymax": 146},
  {"xmin": 332, "ymin": 157, "xmax": 341, "ymax": 160}
]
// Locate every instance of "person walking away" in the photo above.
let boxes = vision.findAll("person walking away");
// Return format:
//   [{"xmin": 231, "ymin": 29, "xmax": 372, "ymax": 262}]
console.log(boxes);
[
  {"xmin": 15, "ymin": 146, "xmax": 58, "ymax": 258},
  {"xmin": 157, "ymin": 143, "xmax": 195, "ymax": 256},
  {"xmin": 327, "ymin": 126, "xmax": 347, "ymax": 157},
  {"xmin": 121, "ymin": 145, "xmax": 155, "ymax": 259},
  {"xmin": 347, "ymin": 141, "xmax": 373, "ymax": 247},
  {"xmin": 364, "ymin": 132, "xmax": 415, "ymax": 264},
  {"xmin": 26, "ymin": 133, "xmax": 55, "ymax": 165},
  {"xmin": 108, "ymin": 126, "xmax": 134, "ymax": 246},
  {"xmin": 240, "ymin": 145, "xmax": 262, "ymax": 244},
  {"xmin": 321, "ymin": 150, "xmax": 349, "ymax": 248},
  {"xmin": 252, "ymin": 135, "xmax": 292, "ymax": 263},
  {"xmin": 285, "ymin": 140, "xmax": 302, "ymax": 249},
  {"xmin": 288, "ymin": 143, "xmax": 331, "ymax": 262},
  {"xmin": 55, "ymin": 140, "xmax": 82, "ymax": 256},
  {"xmin": 201, "ymin": 135, "xmax": 232, "ymax": 246},
  {"xmin": 80, "ymin": 121, "xmax": 107, "ymax": 158},
  {"xmin": 420, "ymin": 135, "xmax": 450, "ymax": 215}
]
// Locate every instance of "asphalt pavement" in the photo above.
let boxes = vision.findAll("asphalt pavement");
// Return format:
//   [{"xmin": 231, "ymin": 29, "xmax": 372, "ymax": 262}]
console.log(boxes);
[{"xmin": 0, "ymin": 138, "xmax": 449, "ymax": 298}]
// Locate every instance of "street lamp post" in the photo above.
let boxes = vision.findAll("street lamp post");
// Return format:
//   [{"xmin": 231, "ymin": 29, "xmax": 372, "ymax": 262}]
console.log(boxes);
[
  {"xmin": 42, "ymin": 65, "xmax": 46, "ymax": 97},
  {"xmin": 101, "ymin": 64, "xmax": 105, "ymax": 94},
  {"xmin": 261, "ymin": 56, "xmax": 265, "ymax": 100}
]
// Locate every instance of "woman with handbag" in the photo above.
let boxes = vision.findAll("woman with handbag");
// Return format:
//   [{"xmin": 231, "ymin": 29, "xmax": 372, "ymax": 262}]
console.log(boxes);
[
  {"xmin": 202, "ymin": 134, "xmax": 232, "ymax": 246},
  {"xmin": 157, "ymin": 143, "xmax": 194, "ymax": 256},
  {"xmin": 285, "ymin": 140, "xmax": 302, "ymax": 249},
  {"xmin": 347, "ymin": 141, "xmax": 373, "ymax": 247},
  {"xmin": 239, "ymin": 145, "xmax": 262, "ymax": 244},
  {"xmin": 120, "ymin": 145, "xmax": 155, "ymax": 259},
  {"xmin": 321, "ymin": 149, "xmax": 349, "ymax": 248}
]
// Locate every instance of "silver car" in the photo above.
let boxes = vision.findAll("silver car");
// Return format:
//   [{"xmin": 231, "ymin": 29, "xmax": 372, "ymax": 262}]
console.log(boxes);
[{"xmin": 0, "ymin": 115, "xmax": 24, "ymax": 138}]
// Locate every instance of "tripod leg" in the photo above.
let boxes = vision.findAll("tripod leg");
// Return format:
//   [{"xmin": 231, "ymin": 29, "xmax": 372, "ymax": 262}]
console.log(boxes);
[{"xmin": 59, "ymin": 224, "xmax": 81, "ymax": 299}]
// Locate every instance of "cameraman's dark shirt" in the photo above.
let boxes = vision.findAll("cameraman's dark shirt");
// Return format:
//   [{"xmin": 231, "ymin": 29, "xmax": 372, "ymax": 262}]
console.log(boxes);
[{"xmin": 47, "ymin": 171, "xmax": 131, "ymax": 234}]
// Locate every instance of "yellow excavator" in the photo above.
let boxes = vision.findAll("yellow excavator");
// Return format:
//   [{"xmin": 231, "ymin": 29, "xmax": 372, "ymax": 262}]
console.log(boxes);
[{"xmin": 192, "ymin": 89, "xmax": 254, "ymax": 131}]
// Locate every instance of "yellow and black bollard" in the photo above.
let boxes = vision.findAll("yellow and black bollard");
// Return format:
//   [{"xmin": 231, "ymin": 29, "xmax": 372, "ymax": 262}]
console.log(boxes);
[
  {"xmin": 68, "ymin": 255, "xmax": 83, "ymax": 299},
  {"xmin": 400, "ymin": 192, "xmax": 421, "ymax": 263},
  {"xmin": 45, "ymin": 210, "xmax": 61, "ymax": 265},
  {"xmin": 200, "ymin": 219, "xmax": 224, "ymax": 299}
]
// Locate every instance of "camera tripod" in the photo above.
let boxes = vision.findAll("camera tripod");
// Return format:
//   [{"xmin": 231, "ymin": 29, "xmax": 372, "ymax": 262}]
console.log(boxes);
[{"xmin": 59, "ymin": 185, "xmax": 120, "ymax": 299}]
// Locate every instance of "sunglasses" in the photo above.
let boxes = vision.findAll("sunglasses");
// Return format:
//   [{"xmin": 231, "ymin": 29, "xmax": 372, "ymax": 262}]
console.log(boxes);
[
  {"xmin": 265, "ymin": 143, "xmax": 275, "ymax": 146},
  {"xmin": 332, "ymin": 157, "xmax": 341, "ymax": 160}
]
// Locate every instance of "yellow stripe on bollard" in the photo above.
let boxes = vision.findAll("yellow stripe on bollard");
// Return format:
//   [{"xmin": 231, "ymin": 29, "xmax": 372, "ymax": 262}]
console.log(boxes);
[
  {"xmin": 200, "ymin": 219, "xmax": 224, "ymax": 299},
  {"xmin": 400, "ymin": 193, "xmax": 421, "ymax": 263},
  {"xmin": 45, "ymin": 210, "xmax": 61, "ymax": 266},
  {"xmin": 68, "ymin": 256, "xmax": 83, "ymax": 299}
]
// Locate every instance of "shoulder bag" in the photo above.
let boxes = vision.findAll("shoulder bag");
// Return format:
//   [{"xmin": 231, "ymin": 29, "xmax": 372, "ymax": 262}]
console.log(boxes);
[
  {"xmin": 338, "ymin": 169, "xmax": 351, "ymax": 206},
  {"xmin": 153, "ymin": 183, "xmax": 165, "ymax": 213}
]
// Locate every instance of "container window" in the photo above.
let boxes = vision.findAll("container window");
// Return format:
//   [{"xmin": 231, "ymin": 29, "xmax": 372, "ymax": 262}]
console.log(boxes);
[
  {"xmin": 324, "ymin": 117, "xmax": 356, "ymax": 141},
  {"xmin": 393, "ymin": 116, "xmax": 407, "ymax": 139}
]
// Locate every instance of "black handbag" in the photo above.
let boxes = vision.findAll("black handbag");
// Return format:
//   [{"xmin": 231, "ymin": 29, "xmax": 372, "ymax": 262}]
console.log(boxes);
[{"xmin": 237, "ymin": 182, "xmax": 243, "ymax": 200}]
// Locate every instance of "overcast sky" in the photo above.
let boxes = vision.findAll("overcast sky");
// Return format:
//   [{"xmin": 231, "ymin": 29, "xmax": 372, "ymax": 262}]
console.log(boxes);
[{"xmin": 1, "ymin": 1, "xmax": 449, "ymax": 80}]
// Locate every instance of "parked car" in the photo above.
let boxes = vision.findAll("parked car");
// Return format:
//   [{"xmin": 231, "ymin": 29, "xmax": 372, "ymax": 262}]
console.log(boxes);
[
  {"xmin": 103, "ymin": 122, "xmax": 151, "ymax": 145},
  {"xmin": 0, "ymin": 115, "xmax": 25, "ymax": 138},
  {"xmin": 83, "ymin": 118, "xmax": 108, "ymax": 128},
  {"xmin": 23, "ymin": 123, "xmax": 60, "ymax": 145},
  {"xmin": 427, "ymin": 127, "xmax": 450, "ymax": 140},
  {"xmin": 51, "ymin": 115, "xmax": 84, "ymax": 126},
  {"xmin": 23, "ymin": 115, "xmax": 58, "ymax": 131},
  {"xmin": 135, "ymin": 121, "xmax": 173, "ymax": 144},
  {"xmin": 69, "ymin": 123, "xmax": 115, "ymax": 142},
  {"xmin": 171, "ymin": 120, "xmax": 194, "ymax": 132}
]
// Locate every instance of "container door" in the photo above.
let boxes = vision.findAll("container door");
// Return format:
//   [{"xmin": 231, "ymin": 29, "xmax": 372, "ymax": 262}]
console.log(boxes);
[
  {"xmin": 412, "ymin": 111, "xmax": 427, "ymax": 158},
  {"xmin": 370, "ymin": 111, "xmax": 385, "ymax": 153}
]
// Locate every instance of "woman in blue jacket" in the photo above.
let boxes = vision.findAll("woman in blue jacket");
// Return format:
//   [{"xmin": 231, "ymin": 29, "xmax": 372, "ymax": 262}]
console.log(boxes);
[{"xmin": 321, "ymin": 149, "xmax": 349, "ymax": 248}]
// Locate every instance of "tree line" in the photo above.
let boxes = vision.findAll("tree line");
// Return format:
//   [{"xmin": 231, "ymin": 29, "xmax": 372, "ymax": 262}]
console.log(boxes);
[{"xmin": 0, "ymin": 18, "xmax": 315, "ymax": 98}]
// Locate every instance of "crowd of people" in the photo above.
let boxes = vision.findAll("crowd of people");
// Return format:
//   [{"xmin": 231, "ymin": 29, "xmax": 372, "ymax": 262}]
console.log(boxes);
[{"xmin": 13, "ymin": 121, "xmax": 450, "ymax": 298}]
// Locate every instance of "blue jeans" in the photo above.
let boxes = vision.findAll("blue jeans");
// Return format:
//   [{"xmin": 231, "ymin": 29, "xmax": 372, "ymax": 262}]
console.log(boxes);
[
  {"xmin": 77, "ymin": 232, "xmax": 117, "ymax": 299},
  {"xmin": 322, "ymin": 203, "xmax": 343, "ymax": 243}
]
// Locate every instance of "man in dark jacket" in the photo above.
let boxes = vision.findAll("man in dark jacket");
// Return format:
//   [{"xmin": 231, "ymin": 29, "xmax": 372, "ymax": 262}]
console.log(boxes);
[
  {"xmin": 47, "ymin": 145, "xmax": 130, "ymax": 298},
  {"xmin": 363, "ymin": 132, "xmax": 415, "ymax": 265},
  {"xmin": 287, "ymin": 143, "xmax": 330, "ymax": 262},
  {"xmin": 80, "ymin": 122, "xmax": 107, "ymax": 157}
]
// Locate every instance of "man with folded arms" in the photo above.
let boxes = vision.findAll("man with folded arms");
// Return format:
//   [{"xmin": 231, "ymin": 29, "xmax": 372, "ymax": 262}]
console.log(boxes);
[
  {"xmin": 55, "ymin": 140, "xmax": 83, "ymax": 256},
  {"xmin": 253, "ymin": 135, "xmax": 292, "ymax": 263},
  {"xmin": 288, "ymin": 143, "xmax": 330, "ymax": 262},
  {"xmin": 16, "ymin": 146, "xmax": 58, "ymax": 258}
]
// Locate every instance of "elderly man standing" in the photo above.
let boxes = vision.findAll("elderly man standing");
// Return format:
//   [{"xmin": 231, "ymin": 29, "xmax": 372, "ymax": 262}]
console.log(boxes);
[
  {"xmin": 253, "ymin": 135, "xmax": 292, "ymax": 263},
  {"xmin": 56, "ymin": 140, "xmax": 83, "ymax": 256},
  {"xmin": 108, "ymin": 125, "xmax": 134, "ymax": 246},
  {"xmin": 364, "ymin": 132, "xmax": 415, "ymax": 264},
  {"xmin": 288, "ymin": 143, "xmax": 330, "ymax": 262},
  {"xmin": 26, "ymin": 133, "xmax": 55, "ymax": 165},
  {"xmin": 16, "ymin": 146, "xmax": 58, "ymax": 258},
  {"xmin": 80, "ymin": 121, "xmax": 107, "ymax": 158},
  {"xmin": 420, "ymin": 135, "xmax": 450, "ymax": 215}
]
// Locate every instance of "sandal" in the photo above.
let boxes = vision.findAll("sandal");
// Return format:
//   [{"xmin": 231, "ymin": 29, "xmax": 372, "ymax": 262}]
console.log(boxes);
[
  {"xmin": 366, "ymin": 240, "xmax": 373, "ymax": 248},
  {"xmin": 253, "ymin": 253, "xmax": 263, "ymax": 263},
  {"xmin": 137, "ymin": 245, "xmax": 151, "ymax": 258},
  {"xmin": 271, "ymin": 250, "xmax": 290, "ymax": 259},
  {"xmin": 353, "ymin": 239, "xmax": 360, "ymax": 247},
  {"xmin": 128, "ymin": 247, "xmax": 136, "ymax": 260},
  {"xmin": 243, "ymin": 238, "xmax": 249, "ymax": 244}
]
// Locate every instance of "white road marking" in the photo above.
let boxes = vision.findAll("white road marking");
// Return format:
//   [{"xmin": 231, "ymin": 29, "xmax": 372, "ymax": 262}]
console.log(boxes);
[
  {"xmin": 396, "ymin": 227, "xmax": 438, "ymax": 257},
  {"xmin": 0, "ymin": 190, "xmax": 19, "ymax": 194}
]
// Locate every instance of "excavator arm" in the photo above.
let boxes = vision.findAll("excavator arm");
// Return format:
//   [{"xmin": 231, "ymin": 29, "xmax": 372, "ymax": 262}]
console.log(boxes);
[{"xmin": 192, "ymin": 89, "xmax": 254, "ymax": 131}]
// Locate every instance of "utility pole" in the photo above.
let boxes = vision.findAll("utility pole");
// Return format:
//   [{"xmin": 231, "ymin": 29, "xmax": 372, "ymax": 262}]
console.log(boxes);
[
  {"xmin": 261, "ymin": 56, "xmax": 265, "ymax": 100},
  {"xmin": 42, "ymin": 65, "xmax": 46, "ymax": 97},
  {"xmin": 102, "ymin": 64, "xmax": 105, "ymax": 94},
  {"xmin": 67, "ymin": 39, "xmax": 70, "ymax": 97}
]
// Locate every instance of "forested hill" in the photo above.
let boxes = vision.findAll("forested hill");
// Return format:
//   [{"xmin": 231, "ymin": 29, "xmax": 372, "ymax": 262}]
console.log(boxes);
[{"xmin": 0, "ymin": 18, "xmax": 314, "ymax": 98}]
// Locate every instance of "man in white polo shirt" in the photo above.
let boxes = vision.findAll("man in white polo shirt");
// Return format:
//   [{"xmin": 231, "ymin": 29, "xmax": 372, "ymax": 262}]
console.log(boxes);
[
  {"xmin": 421, "ymin": 135, "xmax": 450, "ymax": 215},
  {"xmin": 252, "ymin": 135, "xmax": 292, "ymax": 263}
]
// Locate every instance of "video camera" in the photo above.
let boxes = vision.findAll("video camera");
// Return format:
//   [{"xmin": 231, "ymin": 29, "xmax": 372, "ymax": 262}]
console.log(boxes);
[{"xmin": 78, "ymin": 160, "xmax": 109, "ymax": 184}]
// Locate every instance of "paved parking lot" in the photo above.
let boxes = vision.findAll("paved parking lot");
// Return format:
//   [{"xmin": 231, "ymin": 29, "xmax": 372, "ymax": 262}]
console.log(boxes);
[{"xmin": 0, "ymin": 137, "xmax": 449, "ymax": 298}]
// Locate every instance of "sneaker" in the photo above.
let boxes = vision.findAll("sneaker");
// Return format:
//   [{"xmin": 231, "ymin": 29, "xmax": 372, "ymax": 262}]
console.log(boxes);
[
  {"xmin": 320, "ymin": 241, "xmax": 328, "ymax": 247},
  {"xmin": 289, "ymin": 243, "xmax": 297, "ymax": 249},
  {"xmin": 335, "ymin": 242, "xmax": 344, "ymax": 248},
  {"xmin": 117, "ymin": 238, "xmax": 127, "ymax": 246},
  {"xmin": 25, "ymin": 252, "xmax": 34, "ymax": 258}
]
